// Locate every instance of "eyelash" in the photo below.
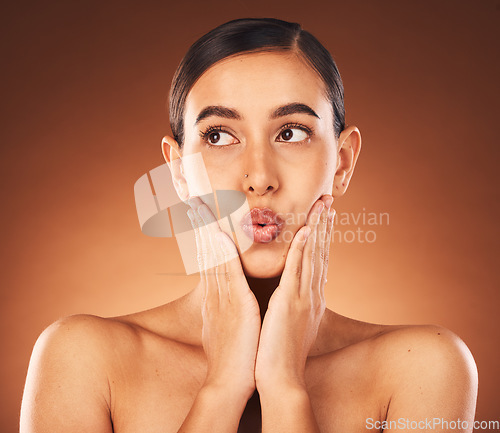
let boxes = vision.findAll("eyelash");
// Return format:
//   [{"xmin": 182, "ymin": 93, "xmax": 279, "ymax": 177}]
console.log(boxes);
[
  {"xmin": 198, "ymin": 124, "xmax": 227, "ymax": 147},
  {"xmin": 198, "ymin": 123, "xmax": 314, "ymax": 148}
]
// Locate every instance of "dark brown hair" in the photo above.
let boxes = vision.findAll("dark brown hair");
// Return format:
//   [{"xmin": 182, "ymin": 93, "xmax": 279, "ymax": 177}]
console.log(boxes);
[{"xmin": 169, "ymin": 18, "xmax": 345, "ymax": 147}]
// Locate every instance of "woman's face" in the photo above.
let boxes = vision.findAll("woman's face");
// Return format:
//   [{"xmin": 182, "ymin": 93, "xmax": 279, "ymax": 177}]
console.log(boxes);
[{"xmin": 181, "ymin": 51, "xmax": 339, "ymax": 278}]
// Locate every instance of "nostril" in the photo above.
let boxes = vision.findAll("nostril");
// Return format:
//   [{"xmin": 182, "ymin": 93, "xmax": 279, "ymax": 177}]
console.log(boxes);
[{"xmin": 247, "ymin": 185, "xmax": 275, "ymax": 195}]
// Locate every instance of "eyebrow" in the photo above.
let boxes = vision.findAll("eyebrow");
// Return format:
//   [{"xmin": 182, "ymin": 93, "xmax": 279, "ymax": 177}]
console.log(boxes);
[
  {"xmin": 195, "ymin": 106, "xmax": 241, "ymax": 125},
  {"xmin": 270, "ymin": 102, "xmax": 320, "ymax": 120},
  {"xmin": 194, "ymin": 102, "xmax": 320, "ymax": 125}
]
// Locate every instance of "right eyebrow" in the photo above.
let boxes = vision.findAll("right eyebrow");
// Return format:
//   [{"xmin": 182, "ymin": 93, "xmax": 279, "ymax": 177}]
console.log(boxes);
[
  {"xmin": 270, "ymin": 102, "xmax": 320, "ymax": 120},
  {"xmin": 194, "ymin": 106, "xmax": 242, "ymax": 125}
]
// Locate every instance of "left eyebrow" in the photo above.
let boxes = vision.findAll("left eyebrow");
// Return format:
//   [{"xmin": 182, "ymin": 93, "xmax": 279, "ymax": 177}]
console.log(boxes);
[
  {"xmin": 194, "ymin": 102, "xmax": 320, "ymax": 126},
  {"xmin": 270, "ymin": 103, "xmax": 320, "ymax": 120}
]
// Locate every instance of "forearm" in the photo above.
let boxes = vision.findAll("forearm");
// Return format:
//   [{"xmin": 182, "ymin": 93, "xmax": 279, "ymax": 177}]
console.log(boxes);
[
  {"xmin": 259, "ymin": 385, "xmax": 321, "ymax": 433},
  {"xmin": 177, "ymin": 384, "xmax": 250, "ymax": 433}
]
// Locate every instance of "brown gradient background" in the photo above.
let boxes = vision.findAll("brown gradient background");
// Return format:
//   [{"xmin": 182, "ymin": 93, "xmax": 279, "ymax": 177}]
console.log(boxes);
[{"xmin": 1, "ymin": 0, "xmax": 499, "ymax": 431}]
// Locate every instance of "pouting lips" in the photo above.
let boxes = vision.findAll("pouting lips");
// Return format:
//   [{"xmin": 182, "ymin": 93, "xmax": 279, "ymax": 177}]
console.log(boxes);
[{"xmin": 240, "ymin": 208, "xmax": 285, "ymax": 243}]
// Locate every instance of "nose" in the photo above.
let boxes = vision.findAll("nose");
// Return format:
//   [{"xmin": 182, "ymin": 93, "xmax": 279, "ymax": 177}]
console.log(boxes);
[{"xmin": 243, "ymin": 143, "xmax": 279, "ymax": 196}]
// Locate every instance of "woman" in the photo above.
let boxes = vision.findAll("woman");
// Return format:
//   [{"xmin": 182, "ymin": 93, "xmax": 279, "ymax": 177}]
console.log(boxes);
[{"xmin": 20, "ymin": 18, "xmax": 478, "ymax": 433}]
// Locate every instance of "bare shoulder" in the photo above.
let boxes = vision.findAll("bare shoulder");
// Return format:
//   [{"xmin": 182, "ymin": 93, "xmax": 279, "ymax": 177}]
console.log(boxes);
[
  {"xmin": 43, "ymin": 312, "xmax": 136, "ymax": 337},
  {"xmin": 30, "ymin": 311, "xmax": 182, "ymax": 371},
  {"xmin": 20, "ymin": 314, "xmax": 137, "ymax": 432},
  {"xmin": 21, "ymin": 308, "xmax": 204, "ymax": 433},
  {"xmin": 24, "ymin": 313, "xmax": 140, "ymax": 394},
  {"xmin": 315, "ymin": 315, "xmax": 478, "ymax": 431},
  {"xmin": 33, "ymin": 313, "xmax": 141, "ymax": 363},
  {"xmin": 371, "ymin": 324, "xmax": 478, "ymax": 429},
  {"xmin": 372, "ymin": 324, "xmax": 478, "ymax": 381},
  {"xmin": 322, "ymin": 312, "xmax": 478, "ymax": 378},
  {"xmin": 334, "ymin": 317, "xmax": 478, "ymax": 390}
]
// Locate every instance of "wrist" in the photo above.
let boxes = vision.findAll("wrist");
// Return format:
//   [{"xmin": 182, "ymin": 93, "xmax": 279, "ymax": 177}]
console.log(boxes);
[
  {"xmin": 202, "ymin": 378, "xmax": 255, "ymax": 402},
  {"xmin": 190, "ymin": 384, "xmax": 252, "ymax": 430},
  {"xmin": 258, "ymin": 381, "xmax": 310, "ymax": 408},
  {"xmin": 256, "ymin": 376, "xmax": 307, "ymax": 399},
  {"xmin": 255, "ymin": 368, "xmax": 306, "ymax": 394}
]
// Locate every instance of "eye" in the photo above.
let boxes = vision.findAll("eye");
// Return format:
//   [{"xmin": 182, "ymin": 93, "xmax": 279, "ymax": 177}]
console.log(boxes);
[
  {"xmin": 199, "ymin": 126, "xmax": 239, "ymax": 147},
  {"xmin": 276, "ymin": 124, "xmax": 312, "ymax": 143}
]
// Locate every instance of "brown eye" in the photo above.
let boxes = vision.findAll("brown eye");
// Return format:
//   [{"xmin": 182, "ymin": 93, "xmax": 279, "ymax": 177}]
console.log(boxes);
[
  {"xmin": 281, "ymin": 129, "xmax": 293, "ymax": 141},
  {"xmin": 201, "ymin": 129, "xmax": 239, "ymax": 146},
  {"xmin": 208, "ymin": 132, "xmax": 220, "ymax": 144},
  {"xmin": 277, "ymin": 127, "xmax": 309, "ymax": 143}
]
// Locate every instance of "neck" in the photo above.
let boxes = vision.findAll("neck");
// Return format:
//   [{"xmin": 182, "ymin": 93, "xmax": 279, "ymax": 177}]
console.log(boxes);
[
  {"xmin": 186, "ymin": 274, "xmax": 282, "ymax": 328},
  {"xmin": 181, "ymin": 274, "xmax": 336, "ymax": 351},
  {"xmin": 245, "ymin": 275, "xmax": 281, "ymax": 321}
]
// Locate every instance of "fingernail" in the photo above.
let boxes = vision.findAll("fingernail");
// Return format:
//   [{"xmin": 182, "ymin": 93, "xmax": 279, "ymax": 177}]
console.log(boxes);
[
  {"xmin": 324, "ymin": 195, "xmax": 333, "ymax": 210},
  {"xmin": 187, "ymin": 208, "xmax": 194, "ymax": 221},
  {"xmin": 317, "ymin": 201, "xmax": 325, "ymax": 214}
]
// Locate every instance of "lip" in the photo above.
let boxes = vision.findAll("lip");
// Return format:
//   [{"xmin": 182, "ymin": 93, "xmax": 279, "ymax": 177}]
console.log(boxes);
[{"xmin": 240, "ymin": 207, "xmax": 285, "ymax": 243}]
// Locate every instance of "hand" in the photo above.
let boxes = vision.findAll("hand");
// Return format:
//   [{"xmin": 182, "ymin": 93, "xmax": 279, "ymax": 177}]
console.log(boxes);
[
  {"xmin": 187, "ymin": 197, "xmax": 261, "ymax": 399},
  {"xmin": 254, "ymin": 195, "xmax": 335, "ymax": 392}
]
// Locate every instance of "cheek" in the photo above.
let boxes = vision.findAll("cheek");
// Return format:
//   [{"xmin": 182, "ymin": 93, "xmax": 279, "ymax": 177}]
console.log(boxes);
[
  {"xmin": 205, "ymin": 161, "xmax": 242, "ymax": 192},
  {"xmin": 180, "ymin": 151, "xmax": 214, "ymax": 197},
  {"xmin": 290, "ymin": 145, "xmax": 336, "ymax": 194},
  {"xmin": 317, "ymin": 145, "xmax": 337, "ymax": 188},
  {"xmin": 319, "ymin": 155, "xmax": 337, "ymax": 190},
  {"xmin": 184, "ymin": 143, "xmax": 243, "ymax": 190}
]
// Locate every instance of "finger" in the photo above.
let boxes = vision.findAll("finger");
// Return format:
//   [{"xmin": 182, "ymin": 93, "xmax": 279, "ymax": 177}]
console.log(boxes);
[
  {"xmin": 188, "ymin": 208, "xmax": 209, "ymax": 306},
  {"xmin": 214, "ymin": 232, "xmax": 230, "ymax": 302},
  {"xmin": 191, "ymin": 199, "xmax": 247, "ymax": 305},
  {"xmin": 196, "ymin": 203, "xmax": 231, "ymax": 304},
  {"xmin": 196, "ymin": 201, "xmax": 224, "ymax": 252},
  {"xmin": 279, "ymin": 225, "xmax": 312, "ymax": 298},
  {"xmin": 192, "ymin": 205, "xmax": 219, "ymax": 311},
  {"xmin": 199, "ymin": 204, "xmax": 232, "ymax": 304},
  {"xmin": 187, "ymin": 195, "xmax": 204, "ymax": 211},
  {"xmin": 298, "ymin": 200, "xmax": 324, "ymax": 298},
  {"xmin": 319, "ymin": 207, "xmax": 335, "ymax": 302},
  {"xmin": 187, "ymin": 208, "xmax": 203, "ymax": 279},
  {"xmin": 312, "ymin": 196, "xmax": 332, "ymax": 297},
  {"xmin": 216, "ymin": 231, "xmax": 248, "ymax": 303}
]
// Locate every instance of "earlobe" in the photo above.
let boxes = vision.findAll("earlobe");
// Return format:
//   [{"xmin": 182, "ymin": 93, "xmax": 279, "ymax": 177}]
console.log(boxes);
[
  {"xmin": 332, "ymin": 126, "xmax": 362, "ymax": 198},
  {"xmin": 161, "ymin": 135, "xmax": 189, "ymax": 201}
]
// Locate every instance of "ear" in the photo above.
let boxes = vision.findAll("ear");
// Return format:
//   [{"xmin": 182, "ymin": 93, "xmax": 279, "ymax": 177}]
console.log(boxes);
[
  {"xmin": 332, "ymin": 125, "xmax": 362, "ymax": 198},
  {"xmin": 161, "ymin": 135, "xmax": 190, "ymax": 201}
]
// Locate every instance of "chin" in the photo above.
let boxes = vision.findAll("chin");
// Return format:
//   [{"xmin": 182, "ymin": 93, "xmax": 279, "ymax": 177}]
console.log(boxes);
[{"xmin": 239, "ymin": 246, "xmax": 286, "ymax": 278}]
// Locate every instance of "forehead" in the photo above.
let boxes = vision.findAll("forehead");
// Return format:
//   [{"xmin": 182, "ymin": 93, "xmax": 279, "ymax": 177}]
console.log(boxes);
[{"xmin": 184, "ymin": 51, "xmax": 331, "ymax": 124}]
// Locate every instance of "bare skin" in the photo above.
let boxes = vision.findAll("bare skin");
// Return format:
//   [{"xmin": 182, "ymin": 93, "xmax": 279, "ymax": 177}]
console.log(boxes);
[
  {"xmin": 20, "ymin": 51, "xmax": 478, "ymax": 432},
  {"xmin": 19, "ymin": 200, "xmax": 478, "ymax": 432},
  {"xmin": 20, "ymin": 291, "xmax": 477, "ymax": 432}
]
